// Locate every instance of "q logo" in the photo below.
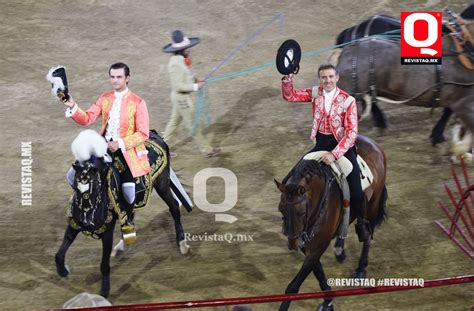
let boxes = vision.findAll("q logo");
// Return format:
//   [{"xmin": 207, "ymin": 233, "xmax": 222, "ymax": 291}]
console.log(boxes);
[
  {"xmin": 193, "ymin": 168, "xmax": 238, "ymax": 223},
  {"xmin": 401, "ymin": 12, "xmax": 442, "ymax": 65}
]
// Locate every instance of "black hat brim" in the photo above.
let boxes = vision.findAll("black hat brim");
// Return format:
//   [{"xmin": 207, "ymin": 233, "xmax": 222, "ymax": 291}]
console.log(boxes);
[
  {"xmin": 162, "ymin": 37, "xmax": 200, "ymax": 53},
  {"xmin": 276, "ymin": 39, "xmax": 302, "ymax": 75}
]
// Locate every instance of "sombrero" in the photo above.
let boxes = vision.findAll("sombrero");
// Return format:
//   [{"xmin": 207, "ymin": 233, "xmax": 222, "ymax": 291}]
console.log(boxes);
[
  {"xmin": 276, "ymin": 39, "xmax": 301, "ymax": 75},
  {"xmin": 162, "ymin": 30, "xmax": 200, "ymax": 53}
]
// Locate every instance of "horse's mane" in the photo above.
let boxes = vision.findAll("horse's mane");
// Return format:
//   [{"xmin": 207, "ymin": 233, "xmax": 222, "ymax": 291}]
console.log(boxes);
[{"xmin": 282, "ymin": 158, "xmax": 333, "ymax": 194}]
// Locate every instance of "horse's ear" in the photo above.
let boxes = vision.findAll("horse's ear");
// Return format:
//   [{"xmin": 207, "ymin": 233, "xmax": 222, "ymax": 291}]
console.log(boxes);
[
  {"xmin": 274, "ymin": 179, "xmax": 285, "ymax": 192},
  {"xmin": 72, "ymin": 162, "xmax": 80, "ymax": 171},
  {"xmin": 297, "ymin": 185, "xmax": 307, "ymax": 196}
]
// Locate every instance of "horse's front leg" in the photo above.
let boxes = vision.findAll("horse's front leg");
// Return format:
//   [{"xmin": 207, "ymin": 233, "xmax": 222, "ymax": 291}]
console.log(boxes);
[
  {"xmin": 99, "ymin": 221, "xmax": 115, "ymax": 298},
  {"xmin": 371, "ymin": 101, "xmax": 387, "ymax": 129},
  {"xmin": 313, "ymin": 261, "xmax": 334, "ymax": 311},
  {"xmin": 55, "ymin": 224, "xmax": 80, "ymax": 278},
  {"xmin": 279, "ymin": 256, "xmax": 317, "ymax": 311},
  {"xmin": 352, "ymin": 238, "xmax": 371, "ymax": 279},
  {"xmin": 334, "ymin": 237, "xmax": 346, "ymax": 263},
  {"xmin": 430, "ymin": 107, "xmax": 452, "ymax": 145}
]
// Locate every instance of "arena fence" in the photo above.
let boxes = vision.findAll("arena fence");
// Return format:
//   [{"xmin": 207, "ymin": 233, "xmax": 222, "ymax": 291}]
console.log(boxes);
[
  {"xmin": 53, "ymin": 275, "xmax": 473, "ymax": 310},
  {"xmin": 434, "ymin": 158, "xmax": 473, "ymax": 260}
]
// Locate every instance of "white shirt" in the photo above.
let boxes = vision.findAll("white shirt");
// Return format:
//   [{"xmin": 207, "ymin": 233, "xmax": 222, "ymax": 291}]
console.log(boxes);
[
  {"xmin": 66, "ymin": 88, "xmax": 128, "ymax": 152},
  {"xmin": 323, "ymin": 87, "xmax": 337, "ymax": 113},
  {"xmin": 105, "ymin": 88, "xmax": 128, "ymax": 151}
]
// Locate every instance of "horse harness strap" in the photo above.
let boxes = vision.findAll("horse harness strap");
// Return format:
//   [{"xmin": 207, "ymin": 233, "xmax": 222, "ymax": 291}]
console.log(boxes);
[
  {"xmin": 351, "ymin": 47, "xmax": 363, "ymax": 102},
  {"xmin": 368, "ymin": 49, "xmax": 377, "ymax": 107},
  {"xmin": 351, "ymin": 44, "xmax": 376, "ymax": 105},
  {"xmin": 301, "ymin": 195, "xmax": 314, "ymax": 242},
  {"xmin": 301, "ymin": 174, "xmax": 336, "ymax": 243},
  {"xmin": 430, "ymin": 64, "xmax": 443, "ymax": 111}
]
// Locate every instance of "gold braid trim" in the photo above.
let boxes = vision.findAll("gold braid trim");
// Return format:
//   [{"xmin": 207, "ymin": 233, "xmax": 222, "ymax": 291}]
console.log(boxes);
[
  {"xmin": 132, "ymin": 140, "xmax": 168, "ymax": 210},
  {"xmin": 107, "ymin": 168, "xmax": 128, "ymax": 226}
]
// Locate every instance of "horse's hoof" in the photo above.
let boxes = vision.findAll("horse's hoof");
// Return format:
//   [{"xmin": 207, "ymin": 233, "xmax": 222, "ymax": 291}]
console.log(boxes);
[
  {"xmin": 55, "ymin": 265, "xmax": 70, "ymax": 278},
  {"xmin": 55, "ymin": 255, "xmax": 70, "ymax": 278},
  {"xmin": 430, "ymin": 135, "xmax": 445, "ymax": 146},
  {"xmin": 100, "ymin": 276, "xmax": 110, "ymax": 298},
  {"xmin": 317, "ymin": 303, "xmax": 334, "ymax": 311},
  {"xmin": 112, "ymin": 239, "xmax": 125, "ymax": 257},
  {"xmin": 335, "ymin": 249, "xmax": 346, "ymax": 263},
  {"xmin": 179, "ymin": 240, "xmax": 190, "ymax": 255},
  {"xmin": 351, "ymin": 270, "xmax": 366, "ymax": 279},
  {"xmin": 57, "ymin": 264, "xmax": 71, "ymax": 278}
]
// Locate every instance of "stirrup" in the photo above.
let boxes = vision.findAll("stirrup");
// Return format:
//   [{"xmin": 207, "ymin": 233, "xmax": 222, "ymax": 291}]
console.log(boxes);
[{"xmin": 122, "ymin": 224, "xmax": 137, "ymax": 245}]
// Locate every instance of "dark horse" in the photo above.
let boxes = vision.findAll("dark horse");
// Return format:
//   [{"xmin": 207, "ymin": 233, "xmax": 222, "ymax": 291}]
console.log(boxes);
[
  {"xmin": 275, "ymin": 135, "xmax": 387, "ymax": 311},
  {"xmin": 335, "ymin": 14, "xmax": 400, "ymax": 46},
  {"xmin": 332, "ymin": 26, "xmax": 474, "ymax": 141},
  {"xmin": 55, "ymin": 130, "xmax": 190, "ymax": 298},
  {"xmin": 333, "ymin": 9, "xmax": 474, "ymax": 145}
]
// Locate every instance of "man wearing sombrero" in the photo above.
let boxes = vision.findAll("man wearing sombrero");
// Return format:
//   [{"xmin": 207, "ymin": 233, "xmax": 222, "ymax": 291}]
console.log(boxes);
[{"xmin": 162, "ymin": 30, "xmax": 221, "ymax": 158}]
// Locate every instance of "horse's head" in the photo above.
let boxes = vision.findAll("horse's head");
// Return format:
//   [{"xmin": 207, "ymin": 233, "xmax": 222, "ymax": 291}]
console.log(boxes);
[
  {"xmin": 70, "ymin": 156, "xmax": 109, "ymax": 230},
  {"xmin": 275, "ymin": 159, "xmax": 336, "ymax": 251},
  {"xmin": 275, "ymin": 178, "xmax": 310, "ymax": 250}
]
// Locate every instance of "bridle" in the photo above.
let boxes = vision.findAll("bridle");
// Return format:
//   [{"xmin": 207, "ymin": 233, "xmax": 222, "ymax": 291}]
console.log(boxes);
[{"xmin": 282, "ymin": 172, "xmax": 336, "ymax": 243}]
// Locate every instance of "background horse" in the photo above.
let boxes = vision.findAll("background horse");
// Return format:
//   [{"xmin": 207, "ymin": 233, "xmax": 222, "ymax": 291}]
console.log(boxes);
[
  {"xmin": 275, "ymin": 135, "xmax": 387, "ymax": 311},
  {"xmin": 333, "ymin": 6, "xmax": 474, "ymax": 145},
  {"xmin": 55, "ymin": 130, "xmax": 191, "ymax": 298},
  {"xmin": 335, "ymin": 14, "xmax": 400, "ymax": 46},
  {"xmin": 333, "ymin": 28, "xmax": 474, "ymax": 140}
]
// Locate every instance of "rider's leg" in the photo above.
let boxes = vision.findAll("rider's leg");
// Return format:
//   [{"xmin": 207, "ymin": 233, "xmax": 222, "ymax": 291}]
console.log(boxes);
[
  {"xmin": 112, "ymin": 150, "xmax": 136, "ymax": 228},
  {"xmin": 345, "ymin": 147, "xmax": 372, "ymax": 242},
  {"xmin": 122, "ymin": 182, "xmax": 135, "ymax": 204}
]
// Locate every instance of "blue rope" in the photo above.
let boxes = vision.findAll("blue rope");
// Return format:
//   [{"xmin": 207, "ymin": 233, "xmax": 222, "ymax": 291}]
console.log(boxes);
[
  {"xmin": 193, "ymin": 12, "xmax": 285, "ymax": 135},
  {"xmin": 195, "ymin": 29, "xmax": 401, "ymax": 128}
]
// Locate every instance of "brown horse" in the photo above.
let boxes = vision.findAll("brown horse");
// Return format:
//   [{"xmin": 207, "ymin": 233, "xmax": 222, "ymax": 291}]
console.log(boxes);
[{"xmin": 275, "ymin": 135, "xmax": 388, "ymax": 311}]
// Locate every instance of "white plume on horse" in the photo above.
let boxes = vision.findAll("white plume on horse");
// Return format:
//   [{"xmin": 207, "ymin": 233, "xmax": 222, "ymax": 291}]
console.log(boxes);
[
  {"xmin": 46, "ymin": 66, "xmax": 65, "ymax": 96},
  {"xmin": 71, "ymin": 129, "xmax": 108, "ymax": 162}
]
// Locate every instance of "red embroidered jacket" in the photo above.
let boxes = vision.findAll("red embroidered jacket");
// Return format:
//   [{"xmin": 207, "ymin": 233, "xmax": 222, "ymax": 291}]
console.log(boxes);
[{"xmin": 281, "ymin": 77, "xmax": 358, "ymax": 159}]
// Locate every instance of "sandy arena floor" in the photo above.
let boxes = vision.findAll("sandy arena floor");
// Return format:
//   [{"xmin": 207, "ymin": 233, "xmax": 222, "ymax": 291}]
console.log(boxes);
[{"xmin": 0, "ymin": 0, "xmax": 472, "ymax": 310}]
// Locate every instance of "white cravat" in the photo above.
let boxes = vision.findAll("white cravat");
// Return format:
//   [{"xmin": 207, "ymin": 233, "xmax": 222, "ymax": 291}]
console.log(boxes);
[
  {"xmin": 105, "ymin": 88, "xmax": 128, "ymax": 151},
  {"xmin": 323, "ymin": 87, "xmax": 337, "ymax": 113}
]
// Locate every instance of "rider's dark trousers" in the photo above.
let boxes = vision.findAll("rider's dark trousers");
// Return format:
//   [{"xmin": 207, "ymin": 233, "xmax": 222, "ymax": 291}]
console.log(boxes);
[
  {"xmin": 109, "ymin": 148, "xmax": 135, "ymax": 221},
  {"xmin": 109, "ymin": 149, "xmax": 134, "ymax": 184},
  {"xmin": 308, "ymin": 133, "xmax": 365, "ymax": 217}
]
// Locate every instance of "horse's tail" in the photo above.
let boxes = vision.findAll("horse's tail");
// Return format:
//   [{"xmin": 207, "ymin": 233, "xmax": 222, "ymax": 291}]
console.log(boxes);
[
  {"xmin": 371, "ymin": 185, "xmax": 388, "ymax": 229},
  {"xmin": 328, "ymin": 48, "xmax": 343, "ymax": 67}
]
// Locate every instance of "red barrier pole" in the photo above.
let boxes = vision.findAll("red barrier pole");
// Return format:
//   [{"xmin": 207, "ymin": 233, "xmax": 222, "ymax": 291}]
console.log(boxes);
[
  {"xmin": 53, "ymin": 275, "xmax": 473, "ymax": 310},
  {"xmin": 437, "ymin": 201, "xmax": 473, "ymax": 249},
  {"xmin": 444, "ymin": 184, "xmax": 473, "ymax": 239}
]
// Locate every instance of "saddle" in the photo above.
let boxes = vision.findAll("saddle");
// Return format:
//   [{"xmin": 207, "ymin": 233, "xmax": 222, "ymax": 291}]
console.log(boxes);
[
  {"xmin": 303, "ymin": 151, "xmax": 375, "ymax": 199},
  {"xmin": 107, "ymin": 131, "xmax": 168, "ymax": 227}
]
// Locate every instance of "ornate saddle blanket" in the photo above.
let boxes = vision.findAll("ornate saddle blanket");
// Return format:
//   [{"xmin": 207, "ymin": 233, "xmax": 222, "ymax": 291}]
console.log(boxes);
[
  {"xmin": 67, "ymin": 134, "xmax": 168, "ymax": 236},
  {"xmin": 303, "ymin": 151, "xmax": 374, "ymax": 191},
  {"xmin": 107, "ymin": 135, "xmax": 168, "ymax": 225},
  {"xmin": 66, "ymin": 161, "xmax": 114, "ymax": 238}
]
